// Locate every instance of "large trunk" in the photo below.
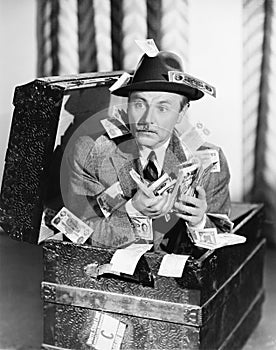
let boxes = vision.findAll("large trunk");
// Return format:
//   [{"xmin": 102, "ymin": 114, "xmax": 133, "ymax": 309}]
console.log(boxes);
[{"xmin": 0, "ymin": 73, "xmax": 266, "ymax": 350}]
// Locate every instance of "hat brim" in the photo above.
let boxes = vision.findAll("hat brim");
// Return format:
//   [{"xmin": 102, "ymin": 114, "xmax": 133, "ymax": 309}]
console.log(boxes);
[{"xmin": 111, "ymin": 80, "xmax": 204, "ymax": 101}]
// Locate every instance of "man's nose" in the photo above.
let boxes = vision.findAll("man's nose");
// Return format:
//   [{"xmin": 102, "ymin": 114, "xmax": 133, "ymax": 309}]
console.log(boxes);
[{"xmin": 142, "ymin": 105, "xmax": 155, "ymax": 124}]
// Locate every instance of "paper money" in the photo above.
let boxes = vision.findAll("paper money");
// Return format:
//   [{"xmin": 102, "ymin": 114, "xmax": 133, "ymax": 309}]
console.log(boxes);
[
  {"xmin": 197, "ymin": 228, "xmax": 217, "ymax": 244},
  {"xmin": 194, "ymin": 233, "xmax": 246, "ymax": 250},
  {"xmin": 87, "ymin": 311, "xmax": 126, "ymax": 350},
  {"xmin": 165, "ymin": 158, "xmax": 200, "ymax": 213},
  {"xmin": 186, "ymin": 224, "xmax": 199, "ymax": 243},
  {"xmin": 97, "ymin": 263, "xmax": 121, "ymax": 277},
  {"xmin": 158, "ymin": 254, "xmax": 190, "ymax": 277},
  {"xmin": 97, "ymin": 182, "xmax": 125, "ymax": 218},
  {"xmin": 188, "ymin": 163, "xmax": 212, "ymax": 195},
  {"xmin": 218, "ymin": 233, "xmax": 246, "ymax": 246},
  {"xmin": 101, "ymin": 117, "xmax": 130, "ymax": 139},
  {"xmin": 148, "ymin": 172, "xmax": 176, "ymax": 196},
  {"xmin": 188, "ymin": 226, "xmax": 246, "ymax": 250},
  {"xmin": 131, "ymin": 216, "xmax": 153, "ymax": 241},
  {"xmin": 130, "ymin": 168, "xmax": 176, "ymax": 198},
  {"xmin": 129, "ymin": 168, "xmax": 154, "ymax": 197},
  {"xmin": 180, "ymin": 126, "xmax": 206, "ymax": 153},
  {"xmin": 111, "ymin": 106, "xmax": 128, "ymax": 127},
  {"xmin": 171, "ymin": 160, "xmax": 199, "ymax": 199},
  {"xmin": 51, "ymin": 207, "xmax": 93, "ymax": 244},
  {"xmin": 195, "ymin": 121, "xmax": 211, "ymax": 137},
  {"xmin": 153, "ymin": 178, "xmax": 176, "ymax": 196},
  {"xmin": 196, "ymin": 149, "xmax": 220, "ymax": 173},
  {"xmin": 135, "ymin": 39, "xmax": 159, "ymax": 57},
  {"xmin": 109, "ymin": 72, "xmax": 131, "ymax": 92},
  {"xmin": 110, "ymin": 243, "xmax": 153, "ymax": 275},
  {"xmin": 168, "ymin": 71, "xmax": 216, "ymax": 97},
  {"xmin": 179, "ymin": 163, "xmax": 200, "ymax": 197},
  {"xmin": 207, "ymin": 213, "xmax": 234, "ymax": 232}
]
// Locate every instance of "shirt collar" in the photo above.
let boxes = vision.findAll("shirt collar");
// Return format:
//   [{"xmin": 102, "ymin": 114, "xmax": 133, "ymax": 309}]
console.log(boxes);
[{"xmin": 139, "ymin": 138, "xmax": 171, "ymax": 169}]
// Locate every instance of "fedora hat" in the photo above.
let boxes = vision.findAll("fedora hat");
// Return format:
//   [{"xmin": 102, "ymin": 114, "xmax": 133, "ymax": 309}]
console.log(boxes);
[{"xmin": 111, "ymin": 51, "xmax": 204, "ymax": 101}]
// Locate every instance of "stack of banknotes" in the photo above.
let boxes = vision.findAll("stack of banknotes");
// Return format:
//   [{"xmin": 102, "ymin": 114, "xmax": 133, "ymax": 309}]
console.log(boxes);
[{"xmin": 187, "ymin": 225, "xmax": 246, "ymax": 250}]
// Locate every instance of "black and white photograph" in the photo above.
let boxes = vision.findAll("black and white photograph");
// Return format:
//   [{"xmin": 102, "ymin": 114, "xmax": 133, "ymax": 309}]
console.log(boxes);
[{"xmin": 0, "ymin": 0, "xmax": 276, "ymax": 349}]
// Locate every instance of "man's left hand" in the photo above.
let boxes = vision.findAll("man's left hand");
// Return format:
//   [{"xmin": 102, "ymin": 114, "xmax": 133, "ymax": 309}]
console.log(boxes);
[{"xmin": 174, "ymin": 186, "xmax": 207, "ymax": 226}]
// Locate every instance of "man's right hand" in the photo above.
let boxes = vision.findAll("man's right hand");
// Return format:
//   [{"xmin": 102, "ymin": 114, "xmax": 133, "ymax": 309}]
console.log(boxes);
[{"xmin": 132, "ymin": 189, "xmax": 172, "ymax": 219}]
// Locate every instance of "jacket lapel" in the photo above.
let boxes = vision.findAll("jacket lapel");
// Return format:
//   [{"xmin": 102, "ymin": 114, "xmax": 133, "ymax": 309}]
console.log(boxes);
[
  {"xmin": 111, "ymin": 136, "xmax": 142, "ymax": 199},
  {"xmin": 163, "ymin": 132, "xmax": 187, "ymax": 179}
]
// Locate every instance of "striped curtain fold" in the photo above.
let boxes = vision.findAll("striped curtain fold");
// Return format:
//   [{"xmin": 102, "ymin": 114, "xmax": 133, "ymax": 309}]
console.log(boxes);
[
  {"xmin": 242, "ymin": 0, "xmax": 266, "ymax": 200},
  {"xmin": 36, "ymin": 0, "xmax": 189, "ymax": 76},
  {"xmin": 243, "ymin": 0, "xmax": 276, "ymax": 245}
]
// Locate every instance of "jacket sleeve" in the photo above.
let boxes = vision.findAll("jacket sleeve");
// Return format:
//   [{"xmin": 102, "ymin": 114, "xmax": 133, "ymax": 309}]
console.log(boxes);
[
  {"xmin": 203, "ymin": 147, "xmax": 231, "ymax": 230},
  {"xmin": 66, "ymin": 136, "xmax": 136, "ymax": 248}
]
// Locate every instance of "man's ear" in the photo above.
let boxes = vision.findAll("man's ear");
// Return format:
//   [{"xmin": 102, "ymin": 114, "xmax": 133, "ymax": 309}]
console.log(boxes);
[
  {"xmin": 177, "ymin": 108, "xmax": 186, "ymax": 123},
  {"xmin": 177, "ymin": 102, "xmax": 190, "ymax": 123}
]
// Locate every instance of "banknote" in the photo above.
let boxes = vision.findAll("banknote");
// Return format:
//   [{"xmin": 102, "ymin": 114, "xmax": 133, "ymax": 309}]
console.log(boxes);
[
  {"xmin": 129, "ymin": 168, "xmax": 154, "ymax": 197},
  {"xmin": 152, "ymin": 178, "xmax": 176, "ymax": 196},
  {"xmin": 135, "ymin": 39, "xmax": 159, "ymax": 57},
  {"xmin": 51, "ymin": 207, "xmax": 93, "ymax": 244},
  {"xmin": 101, "ymin": 117, "xmax": 130, "ymax": 139},
  {"xmin": 168, "ymin": 70, "xmax": 216, "ymax": 97},
  {"xmin": 109, "ymin": 72, "xmax": 131, "ymax": 92},
  {"xmin": 194, "ymin": 233, "xmax": 246, "ymax": 250},
  {"xmin": 180, "ymin": 125, "xmax": 206, "ymax": 153},
  {"xmin": 173, "ymin": 158, "xmax": 201, "ymax": 203},
  {"xmin": 110, "ymin": 243, "xmax": 153, "ymax": 275},
  {"xmin": 97, "ymin": 181, "xmax": 125, "ymax": 218},
  {"xmin": 111, "ymin": 106, "xmax": 128, "ymax": 126},
  {"xmin": 148, "ymin": 172, "xmax": 176, "ymax": 196},
  {"xmin": 165, "ymin": 159, "xmax": 200, "ymax": 213},
  {"xmin": 196, "ymin": 228, "xmax": 217, "ymax": 244},
  {"xmin": 158, "ymin": 254, "xmax": 190, "ymax": 278},
  {"xmin": 196, "ymin": 149, "xmax": 220, "ymax": 173},
  {"xmin": 130, "ymin": 168, "xmax": 176, "ymax": 198},
  {"xmin": 217, "ymin": 233, "xmax": 246, "ymax": 246},
  {"xmin": 131, "ymin": 216, "xmax": 153, "ymax": 241},
  {"xmin": 192, "ymin": 227, "xmax": 246, "ymax": 250},
  {"xmin": 207, "ymin": 213, "xmax": 234, "ymax": 232},
  {"xmin": 186, "ymin": 224, "xmax": 200, "ymax": 243},
  {"xmin": 185, "ymin": 160, "xmax": 214, "ymax": 196},
  {"xmin": 87, "ymin": 311, "xmax": 126, "ymax": 349},
  {"xmin": 179, "ymin": 165, "xmax": 200, "ymax": 197}
]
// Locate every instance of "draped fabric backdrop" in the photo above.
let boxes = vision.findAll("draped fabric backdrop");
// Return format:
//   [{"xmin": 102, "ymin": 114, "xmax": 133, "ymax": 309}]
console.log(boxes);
[
  {"xmin": 243, "ymin": 0, "xmax": 276, "ymax": 245},
  {"xmin": 36, "ymin": 0, "xmax": 276, "ymax": 245},
  {"xmin": 242, "ymin": 0, "xmax": 265, "ymax": 202},
  {"xmin": 36, "ymin": 0, "xmax": 189, "ymax": 75}
]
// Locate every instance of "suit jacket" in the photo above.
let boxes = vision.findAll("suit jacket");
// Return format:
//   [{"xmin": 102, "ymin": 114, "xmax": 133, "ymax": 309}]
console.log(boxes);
[{"xmin": 66, "ymin": 131, "xmax": 231, "ymax": 250}]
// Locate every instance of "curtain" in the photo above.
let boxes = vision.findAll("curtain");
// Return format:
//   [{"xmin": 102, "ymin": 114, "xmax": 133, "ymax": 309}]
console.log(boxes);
[
  {"xmin": 243, "ymin": 0, "xmax": 276, "ymax": 246},
  {"xmin": 36, "ymin": 0, "xmax": 276, "ymax": 245},
  {"xmin": 36, "ymin": 0, "xmax": 189, "ymax": 76}
]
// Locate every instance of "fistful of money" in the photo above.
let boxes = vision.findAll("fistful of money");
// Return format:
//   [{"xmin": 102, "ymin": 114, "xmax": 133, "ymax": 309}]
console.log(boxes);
[{"xmin": 130, "ymin": 155, "xmax": 211, "ymax": 207}]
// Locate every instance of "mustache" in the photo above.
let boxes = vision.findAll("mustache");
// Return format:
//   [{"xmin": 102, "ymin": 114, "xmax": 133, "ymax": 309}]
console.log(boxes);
[{"xmin": 136, "ymin": 124, "xmax": 158, "ymax": 132}]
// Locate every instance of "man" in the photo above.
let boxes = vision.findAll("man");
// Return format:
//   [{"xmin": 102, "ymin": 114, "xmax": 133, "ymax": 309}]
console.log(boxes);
[{"xmin": 66, "ymin": 50, "xmax": 230, "ymax": 252}]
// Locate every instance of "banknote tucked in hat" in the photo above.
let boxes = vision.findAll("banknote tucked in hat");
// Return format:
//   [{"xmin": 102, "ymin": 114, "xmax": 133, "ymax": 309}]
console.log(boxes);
[{"xmin": 111, "ymin": 50, "xmax": 215, "ymax": 101}]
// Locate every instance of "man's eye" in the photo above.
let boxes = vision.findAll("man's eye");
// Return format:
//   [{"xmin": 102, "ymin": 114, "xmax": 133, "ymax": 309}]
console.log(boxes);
[
  {"xmin": 158, "ymin": 105, "xmax": 169, "ymax": 112},
  {"xmin": 134, "ymin": 101, "xmax": 144, "ymax": 109}
]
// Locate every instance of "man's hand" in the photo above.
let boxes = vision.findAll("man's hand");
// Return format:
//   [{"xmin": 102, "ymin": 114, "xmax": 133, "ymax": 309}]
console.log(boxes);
[
  {"xmin": 132, "ymin": 189, "xmax": 172, "ymax": 219},
  {"xmin": 174, "ymin": 186, "xmax": 207, "ymax": 226}
]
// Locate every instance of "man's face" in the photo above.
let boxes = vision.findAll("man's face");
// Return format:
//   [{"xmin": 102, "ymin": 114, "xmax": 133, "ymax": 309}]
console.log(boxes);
[{"xmin": 128, "ymin": 91, "xmax": 184, "ymax": 149}]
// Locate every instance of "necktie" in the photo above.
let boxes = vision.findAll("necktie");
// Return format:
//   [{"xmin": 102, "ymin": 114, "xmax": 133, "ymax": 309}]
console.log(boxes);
[{"xmin": 143, "ymin": 151, "xmax": 158, "ymax": 182}]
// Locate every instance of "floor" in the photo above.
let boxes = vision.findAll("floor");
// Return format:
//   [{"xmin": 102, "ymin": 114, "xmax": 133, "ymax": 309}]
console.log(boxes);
[{"xmin": 0, "ymin": 231, "xmax": 275, "ymax": 350}]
